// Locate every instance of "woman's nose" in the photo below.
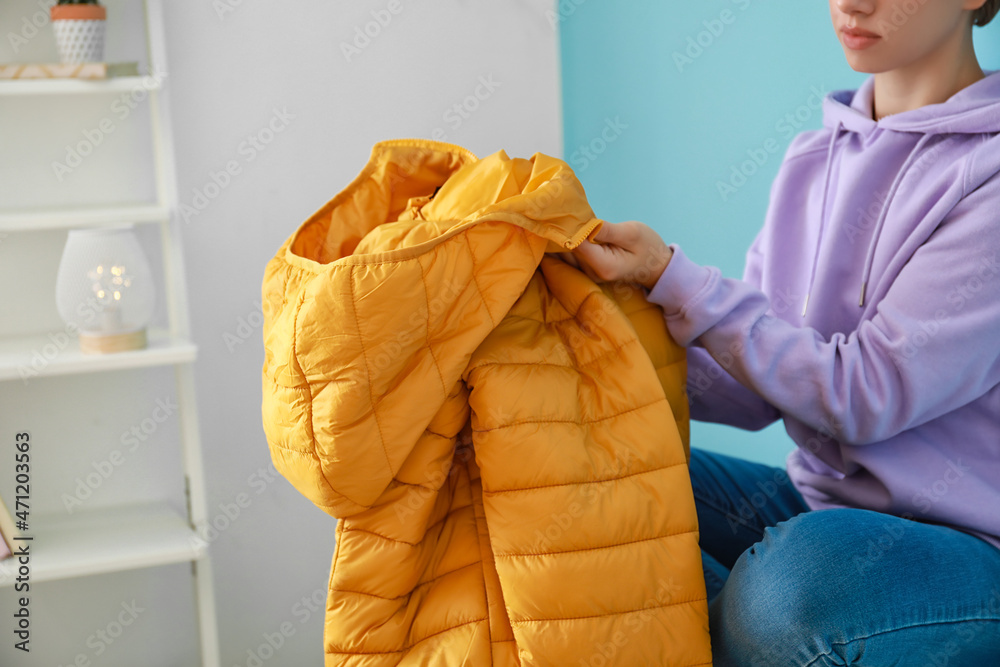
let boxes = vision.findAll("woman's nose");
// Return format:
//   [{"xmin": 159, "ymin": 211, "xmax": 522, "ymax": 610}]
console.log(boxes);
[{"xmin": 835, "ymin": 0, "xmax": 876, "ymax": 16}]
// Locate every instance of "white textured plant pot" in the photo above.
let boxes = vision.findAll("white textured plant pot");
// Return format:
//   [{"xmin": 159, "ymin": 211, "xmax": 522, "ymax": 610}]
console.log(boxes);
[
  {"xmin": 50, "ymin": 5, "xmax": 107, "ymax": 64},
  {"xmin": 52, "ymin": 20, "xmax": 106, "ymax": 63}
]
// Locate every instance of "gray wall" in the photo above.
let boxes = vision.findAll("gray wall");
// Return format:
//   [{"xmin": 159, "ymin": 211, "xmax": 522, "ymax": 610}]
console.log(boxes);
[
  {"xmin": 169, "ymin": 1, "xmax": 561, "ymax": 666},
  {"xmin": 0, "ymin": 1, "xmax": 561, "ymax": 665}
]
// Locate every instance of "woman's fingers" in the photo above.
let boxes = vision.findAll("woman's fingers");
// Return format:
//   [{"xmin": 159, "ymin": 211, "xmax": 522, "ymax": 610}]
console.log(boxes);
[
  {"xmin": 578, "ymin": 221, "xmax": 640, "ymax": 282},
  {"xmin": 568, "ymin": 220, "xmax": 671, "ymax": 289},
  {"xmin": 573, "ymin": 220, "xmax": 663, "ymax": 284},
  {"xmin": 572, "ymin": 235, "xmax": 615, "ymax": 281},
  {"xmin": 591, "ymin": 220, "xmax": 620, "ymax": 246},
  {"xmin": 559, "ymin": 251, "xmax": 581, "ymax": 269},
  {"xmin": 570, "ymin": 246, "xmax": 603, "ymax": 281}
]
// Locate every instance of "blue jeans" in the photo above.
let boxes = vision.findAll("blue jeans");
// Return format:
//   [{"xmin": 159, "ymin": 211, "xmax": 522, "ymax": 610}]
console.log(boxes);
[{"xmin": 690, "ymin": 447, "xmax": 1000, "ymax": 666}]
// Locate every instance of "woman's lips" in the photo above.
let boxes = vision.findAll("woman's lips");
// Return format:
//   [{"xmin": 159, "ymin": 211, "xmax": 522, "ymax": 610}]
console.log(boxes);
[{"xmin": 841, "ymin": 26, "xmax": 881, "ymax": 50}]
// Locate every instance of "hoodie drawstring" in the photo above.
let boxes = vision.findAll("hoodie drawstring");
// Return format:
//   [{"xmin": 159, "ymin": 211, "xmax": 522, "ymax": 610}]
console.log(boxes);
[
  {"xmin": 801, "ymin": 121, "xmax": 843, "ymax": 317},
  {"xmin": 856, "ymin": 133, "xmax": 934, "ymax": 307},
  {"xmin": 801, "ymin": 127, "xmax": 935, "ymax": 315}
]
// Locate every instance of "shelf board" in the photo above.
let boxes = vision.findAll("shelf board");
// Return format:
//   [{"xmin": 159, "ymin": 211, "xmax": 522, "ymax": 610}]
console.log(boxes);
[
  {"xmin": 0, "ymin": 502, "xmax": 206, "ymax": 587},
  {"xmin": 0, "ymin": 328, "xmax": 196, "ymax": 382},
  {"xmin": 0, "ymin": 203, "xmax": 170, "ymax": 232},
  {"xmin": 0, "ymin": 75, "xmax": 160, "ymax": 96}
]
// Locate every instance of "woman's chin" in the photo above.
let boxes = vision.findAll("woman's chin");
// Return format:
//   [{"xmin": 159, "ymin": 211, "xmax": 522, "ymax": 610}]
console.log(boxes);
[{"xmin": 841, "ymin": 51, "xmax": 891, "ymax": 75}]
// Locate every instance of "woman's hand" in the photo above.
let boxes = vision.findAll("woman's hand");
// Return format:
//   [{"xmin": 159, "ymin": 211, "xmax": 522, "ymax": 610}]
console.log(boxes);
[{"xmin": 569, "ymin": 220, "xmax": 673, "ymax": 290}]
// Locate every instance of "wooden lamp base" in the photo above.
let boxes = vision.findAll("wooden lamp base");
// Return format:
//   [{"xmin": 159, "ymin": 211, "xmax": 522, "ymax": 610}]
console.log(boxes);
[{"xmin": 79, "ymin": 329, "xmax": 148, "ymax": 354}]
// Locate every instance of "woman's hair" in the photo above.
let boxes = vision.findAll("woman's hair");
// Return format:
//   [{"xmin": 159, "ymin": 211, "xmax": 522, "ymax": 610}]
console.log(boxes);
[{"xmin": 976, "ymin": 0, "xmax": 1000, "ymax": 26}]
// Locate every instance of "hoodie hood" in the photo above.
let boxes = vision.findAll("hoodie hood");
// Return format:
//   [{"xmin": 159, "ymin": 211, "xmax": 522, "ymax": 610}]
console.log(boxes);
[
  {"xmin": 800, "ymin": 70, "xmax": 1000, "ymax": 315},
  {"xmin": 824, "ymin": 68, "xmax": 1000, "ymax": 135}
]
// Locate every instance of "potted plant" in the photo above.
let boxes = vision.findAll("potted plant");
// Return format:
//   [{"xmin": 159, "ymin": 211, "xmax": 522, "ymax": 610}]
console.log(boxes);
[{"xmin": 50, "ymin": 0, "xmax": 107, "ymax": 64}]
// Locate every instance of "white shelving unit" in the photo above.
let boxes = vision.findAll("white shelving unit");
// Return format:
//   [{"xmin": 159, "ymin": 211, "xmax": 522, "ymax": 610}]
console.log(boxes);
[
  {"xmin": 0, "ymin": 1, "xmax": 220, "ymax": 665},
  {"xmin": 0, "ymin": 328, "xmax": 196, "ymax": 381},
  {"xmin": 0, "ymin": 203, "xmax": 170, "ymax": 231},
  {"xmin": 0, "ymin": 74, "xmax": 160, "ymax": 96},
  {"xmin": 0, "ymin": 503, "xmax": 205, "ymax": 585}
]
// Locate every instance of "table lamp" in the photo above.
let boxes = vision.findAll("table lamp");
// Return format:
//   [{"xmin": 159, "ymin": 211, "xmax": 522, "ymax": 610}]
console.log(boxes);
[{"xmin": 55, "ymin": 225, "xmax": 155, "ymax": 354}]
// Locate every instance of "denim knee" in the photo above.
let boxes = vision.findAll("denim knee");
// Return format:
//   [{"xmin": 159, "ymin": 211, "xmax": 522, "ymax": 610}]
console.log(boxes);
[
  {"xmin": 708, "ymin": 509, "xmax": 898, "ymax": 665},
  {"xmin": 709, "ymin": 506, "xmax": 1000, "ymax": 666}
]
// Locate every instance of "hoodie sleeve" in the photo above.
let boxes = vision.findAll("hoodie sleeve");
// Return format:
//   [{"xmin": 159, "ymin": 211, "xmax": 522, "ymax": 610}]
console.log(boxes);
[
  {"xmin": 679, "ymin": 227, "xmax": 781, "ymax": 431},
  {"xmin": 646, "ymin": 174, "xmax": 1000, "ymax": 446}
]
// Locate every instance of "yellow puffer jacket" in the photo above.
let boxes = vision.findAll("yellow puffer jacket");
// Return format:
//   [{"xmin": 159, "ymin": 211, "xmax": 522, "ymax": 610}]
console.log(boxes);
[{"xmin": 261, "ymin": 139, "xmax": 711, "ymax": 666}]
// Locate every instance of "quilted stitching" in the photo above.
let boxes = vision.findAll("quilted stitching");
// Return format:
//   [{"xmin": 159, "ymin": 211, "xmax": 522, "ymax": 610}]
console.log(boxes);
[{"xmin": 261, "ymin": 140, "xmax": 711, "ymax": 666}]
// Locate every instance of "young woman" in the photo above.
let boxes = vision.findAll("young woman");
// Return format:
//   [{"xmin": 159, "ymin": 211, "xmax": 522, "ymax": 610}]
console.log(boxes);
[{"xmin": 572, "ymin": 0, "xmax": 1000, "ymax": 664}]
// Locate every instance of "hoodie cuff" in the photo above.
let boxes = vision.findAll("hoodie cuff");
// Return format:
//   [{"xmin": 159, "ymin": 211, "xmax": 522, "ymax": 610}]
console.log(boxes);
[{"xmin": 646, "ymin": 244, "xmax": 716, "ymax": 317}]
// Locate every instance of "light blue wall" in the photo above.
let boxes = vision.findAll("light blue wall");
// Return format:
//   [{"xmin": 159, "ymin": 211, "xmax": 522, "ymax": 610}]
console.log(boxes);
[{"xmin": 559, "ymin": 2, "xmax": 1000, "ymax": 467}]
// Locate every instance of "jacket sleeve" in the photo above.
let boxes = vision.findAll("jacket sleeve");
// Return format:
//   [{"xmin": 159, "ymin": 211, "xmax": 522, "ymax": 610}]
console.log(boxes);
[
  {"xmin": 657, "ymin": 227, "xmax": 781, "ymax": 431},
  {"xmin": 645, "ymin": 176, "xmax": 1000, "ymax": 446}
]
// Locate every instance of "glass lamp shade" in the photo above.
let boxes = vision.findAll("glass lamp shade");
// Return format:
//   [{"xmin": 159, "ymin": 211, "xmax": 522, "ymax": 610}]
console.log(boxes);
[{"xmin": 55, "ymin": 225, "xmax": 156, "ymax": 354}]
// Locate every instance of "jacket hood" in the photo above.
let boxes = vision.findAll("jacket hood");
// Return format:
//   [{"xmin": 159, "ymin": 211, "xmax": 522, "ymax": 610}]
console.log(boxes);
[
  {"xmin": 280, "ymin": 139, "xmax": 603, "ymax": 272},
  {"xmin": 262, "ymin": 140, "xmax": 606, "ymax": 516},
  {"xmin": 800, "ymin": 70, "xmax": 1000, "ymax": 316}
]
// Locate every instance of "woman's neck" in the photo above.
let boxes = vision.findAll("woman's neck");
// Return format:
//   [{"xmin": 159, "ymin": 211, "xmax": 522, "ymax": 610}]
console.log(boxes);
[{"xmin": 872, "ymin": 32, "xmax": 984, "ymax": 120}]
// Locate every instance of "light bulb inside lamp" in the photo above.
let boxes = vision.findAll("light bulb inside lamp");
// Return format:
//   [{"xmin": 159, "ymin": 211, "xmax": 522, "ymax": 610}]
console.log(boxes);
[{"xmin": 56, "ymin": 225, "xmax": 156, "ymax": 355}]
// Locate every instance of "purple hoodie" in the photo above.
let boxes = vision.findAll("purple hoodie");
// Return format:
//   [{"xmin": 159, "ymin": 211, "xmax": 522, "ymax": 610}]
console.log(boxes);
[{"xmin": 646, "ymin": 70, "xmax": 1000, "ymax": 549}]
